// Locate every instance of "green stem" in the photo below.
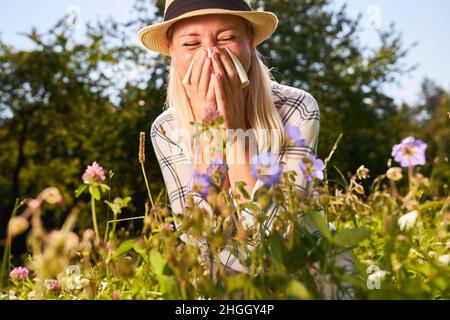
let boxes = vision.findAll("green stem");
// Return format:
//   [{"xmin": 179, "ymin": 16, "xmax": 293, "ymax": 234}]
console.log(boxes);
[
  {"xmin": 109, "ymin": 212, "xmax": 118, "ymax": 241},
  {"xmin": 104, "ymin": 175, "xmax": 112, "ymax": 243},
  {"xmin": 408, "ymin": 166, "xmax": 414, "ymax": 196},
  {"xmin": 141, "ymin": 163, "xmax": 154, "ymax": 210},
  {"xmin": 91, "ymin": 196, "xmax": 100, "ymax": 243},
  {"xmin": 107, "ymin": 216, "xmax": 145, "ymax": 224},
  {"xmin": 1, "ymin": 198, "xmax": 20, "ymax": 287},
  {"xmin": 0, "ymin": 237, "xmax": 11, "ymax": 289}
]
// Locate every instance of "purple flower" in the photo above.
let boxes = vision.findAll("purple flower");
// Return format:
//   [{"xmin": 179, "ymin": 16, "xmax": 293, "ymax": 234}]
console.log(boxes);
[
  {"xmin": 207, "ymin": 157, "xmax": 228, "ymax": 179},
  {"xmin": 191, "ymin": 170, "xmax": 211, "ymax": 198},
  {"xmin": 82, "ymin": 161, "xmax": 106, "ymax": 184},
  {"xmin": 285, "ymin": 125, "xmax": 307, "ymax": 147},
  {"xmin": 202, "ymin": 104, "xmax": 220, "ymax": 123},
  {"xmin": 391, "ymin": 137, "xmax": 427, "ymax": 167},
  {"xmin": 250, "ymin": 152, "xmax": 283, "ymax": 186},
  {"xmin": 299, "ymin": 153, "xmax": 325, "ymax": 182},
  {"xmin": 9, "ymin": 266, "xmax": 29, "ymax": 281},
  {"xmin": 206, "ymin": 157, "xmax": 229, "ymax": 186}
]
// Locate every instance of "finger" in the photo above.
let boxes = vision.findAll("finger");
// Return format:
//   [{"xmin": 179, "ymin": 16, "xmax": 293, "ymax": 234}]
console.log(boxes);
[
  {"xmin": 211, "ymin": 51, "xmax": 232, "ymax": 97},
  {"xmin": 191, "ymin": 49, "xmax": 207, "ymax": 87},
  {"xmin": 215, "ymin": 47, "xmax": 239, "ymax": 89},
  {"xmin": 214, "ymin": 71, "xmax": 227, "ymax": 121},
  {"xmin": 199, "ymin": 56, "xmax": 212, "ymax": 95},
  {"xmin": 206, "ymin": 73, "xmax": 216, "ymax": 102},
  {"xmin": 183, "ymin": 50, "xmax": 201, "ymax": 86}
]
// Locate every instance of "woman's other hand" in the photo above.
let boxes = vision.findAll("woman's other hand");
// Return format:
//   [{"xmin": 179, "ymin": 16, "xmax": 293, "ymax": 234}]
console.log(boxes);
[
  {"xmin": 211, "ymin": 47, "xmax": 247, "ymax": 131},
  {"xmin": 183, "ymin": 49, "xmax": 216, "ymax": 122}
]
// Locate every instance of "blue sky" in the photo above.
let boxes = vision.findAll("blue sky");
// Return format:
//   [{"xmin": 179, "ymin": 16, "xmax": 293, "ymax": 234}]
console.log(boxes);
[{"xmin": 1, "ymin": 0, "xmax": 449, "ymax": 106}]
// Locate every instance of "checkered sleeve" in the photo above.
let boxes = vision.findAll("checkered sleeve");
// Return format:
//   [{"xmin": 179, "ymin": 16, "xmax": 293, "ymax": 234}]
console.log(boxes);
[{"xmin": 150, "ymin": 115, "xmax": 210, "ymax": 251}]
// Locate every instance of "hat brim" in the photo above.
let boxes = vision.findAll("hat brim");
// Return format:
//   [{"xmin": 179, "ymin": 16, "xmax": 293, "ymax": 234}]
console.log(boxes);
[{"xmin": 138, "ymin": 9, "xmax": 278, "ymax": 57}]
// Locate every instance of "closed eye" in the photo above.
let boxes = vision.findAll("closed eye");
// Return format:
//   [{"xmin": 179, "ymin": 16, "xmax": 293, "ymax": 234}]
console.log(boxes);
[
  {"xmin": 183, "ymin": 42, "xmax": 199, "ymax": 47},
  {"xmin": 183, "ymin": 36, "xmax": 236, "ymax": 47},
  {"xmin": 221, "ymin": 36, "xmax": 236, "ymax": 41}
]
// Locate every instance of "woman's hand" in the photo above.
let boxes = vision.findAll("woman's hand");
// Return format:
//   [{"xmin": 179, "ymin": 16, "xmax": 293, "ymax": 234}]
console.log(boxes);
[
  {"xmin": 211, "ymin": 47, "xmax": 248, "ymax": 130},
  {"xmin": 183, "ymin": 49, "xmax": 216, "ymax": 121}
]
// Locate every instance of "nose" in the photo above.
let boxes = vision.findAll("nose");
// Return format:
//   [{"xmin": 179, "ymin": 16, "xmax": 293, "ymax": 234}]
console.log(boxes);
[{"xmin": 200, "ymin": 41, "xmax": 226, "ymax": 55}]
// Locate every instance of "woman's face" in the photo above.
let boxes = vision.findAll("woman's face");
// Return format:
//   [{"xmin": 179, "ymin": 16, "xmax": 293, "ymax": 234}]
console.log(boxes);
[{"xmin": 168, "ymin": 14, "xmax": 254, "ymax": 81}]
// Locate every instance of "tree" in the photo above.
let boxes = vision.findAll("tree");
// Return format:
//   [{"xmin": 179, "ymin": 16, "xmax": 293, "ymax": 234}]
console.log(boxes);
[{"xmin": 0, "ymin": 14, "xmax": 166, "ymax": 241}]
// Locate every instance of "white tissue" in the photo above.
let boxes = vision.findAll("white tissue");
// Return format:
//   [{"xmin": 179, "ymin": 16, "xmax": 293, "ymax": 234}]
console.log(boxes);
[
  {"xmin": 223, "ymin": 46, "xmax": 249, "ymax": 89},
  {"xmin": 182, "ymin": 50, "xmax": 203, "ymax": 86},
  {"xmin": 182, "ymin": 47, "xmax": 249, "ymax": 89}
]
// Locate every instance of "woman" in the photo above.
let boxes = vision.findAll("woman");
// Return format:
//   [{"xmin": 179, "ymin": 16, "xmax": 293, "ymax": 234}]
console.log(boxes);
[{"xmin": 139, "ymin": 1, "xmax": 351, "ymax": 292}]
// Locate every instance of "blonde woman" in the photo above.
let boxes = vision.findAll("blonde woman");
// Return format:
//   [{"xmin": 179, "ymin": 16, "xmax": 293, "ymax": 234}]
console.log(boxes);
[{"xmin": 139, "ymin": 0, "xmax": 353, "ymax": 298}]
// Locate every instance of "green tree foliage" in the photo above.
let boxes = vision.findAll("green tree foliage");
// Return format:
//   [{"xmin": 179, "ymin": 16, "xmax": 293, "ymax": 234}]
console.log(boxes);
[
  {"xmin": 0, "ymin": 14, "xmax": 167, "ymax": 237},
  {"xmin": 407, "ymin": 79, "xmax": 450, "ymax": 196}
]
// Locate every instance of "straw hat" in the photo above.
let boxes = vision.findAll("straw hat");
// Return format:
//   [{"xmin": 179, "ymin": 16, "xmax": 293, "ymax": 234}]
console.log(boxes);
[{"xmin": 138, "ymin": 0, "xmax": 279, "ymax": 57}]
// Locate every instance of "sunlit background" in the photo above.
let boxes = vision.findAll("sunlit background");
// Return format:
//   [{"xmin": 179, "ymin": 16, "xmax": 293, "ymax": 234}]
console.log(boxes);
[{"xmin": 1, "ymin": 0, "xmax": 450, "ymax": 105}]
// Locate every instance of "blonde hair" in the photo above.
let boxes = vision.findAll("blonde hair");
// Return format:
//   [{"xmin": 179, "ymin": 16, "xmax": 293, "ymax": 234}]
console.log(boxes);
[{"xmin": 164, "ymin": 17, "xmax": 286, "ymax": 157}]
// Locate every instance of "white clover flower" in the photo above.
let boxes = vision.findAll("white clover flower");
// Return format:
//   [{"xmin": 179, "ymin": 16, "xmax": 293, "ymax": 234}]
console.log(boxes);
[
  {"xmin": 27, "ymin": 290, "xmax": 36, "ymax": 300},
  {"xmin": 8, "ymin": 290, "xmax": 18, "ymax": 300},
  {"xmin": 64, "ymin": 265, "xmax": 85, "ymax": 290},
  {"xmin": 66, "ymin": 274, "xmax": 84, "ymax": 290},
  {"xmin": 437, "ymin": 254, "xmax": 450, "ymax": 266},
  {"xmin": 98, "ymin": 280, "xmax": 108, "ymax": 293},
  {"xmin": 398, "ymin": 210, "xmax": 419, "ymax": 231},
  {"xmin": 367, "ymin": 270, "xmax": 389, "ymax": 283}
]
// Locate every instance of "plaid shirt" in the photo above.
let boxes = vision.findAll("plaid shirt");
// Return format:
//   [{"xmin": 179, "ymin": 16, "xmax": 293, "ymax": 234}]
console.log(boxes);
[{"xmin": 151, "ymin": 79, "xmax": 322, "ymax": 255}]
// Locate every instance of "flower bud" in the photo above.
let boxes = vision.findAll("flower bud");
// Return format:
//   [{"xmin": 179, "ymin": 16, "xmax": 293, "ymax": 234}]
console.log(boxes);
[
  {"xmin": 356, "ymin": 165, "xmax": 370, "ymax": 180},
  {"xmin": 8, "ymin": 216, "xmax": 29, "ymax": 238},
  {"xmin": 386, "ymin": 167, "xmax": 403, "ymax": 181},
  {"xmin": 354, "ymin": 182, "xmax": 365, "ymax": 195},
  {"xmin": 40, "ymin": 187, "xmax": 64, "ymax": 205},
  {"xmin": 112, "ymin": 290, "xmax": 120, "ymax": 300}
]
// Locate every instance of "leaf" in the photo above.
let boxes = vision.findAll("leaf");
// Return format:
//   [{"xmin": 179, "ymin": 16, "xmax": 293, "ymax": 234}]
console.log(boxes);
[
  {"xmin": 159, "ymin": 275, "xmax": 178, "ymax": 298},
  {"xmin": 286, "ymin": 280, "xmax": 312, "ymax": 300},
  {"xmin": 113, "ymin": 240, "xmax": 135, "ymax": 257},
  {"xmin": 236, "ymin": 181, "xmax": 250, "ymax": 200},
  {"xmin": 75, "ymin": 184, "xmax": 88, "ymax": 198},
  {"xmin": 239, "ymin": 202, "xmax": 259, "ymax": 212},
  {"xmin": 284, "ymin": 231, "xmax": 311, "ymax": 271},
  {"xmin": 150, "ymin": 250, "xmax": 166, "ymax": 276},
  {"xmin": 267, "ymin": 231, "xmax": 285, "ymax": 264},
  {"xmin": 333, "ymin": 228, "xmax": 370, "ymax": 247},
  {"xmin": 132, "ymin": 243, "xmax": 146, "ymax": 257},
  {"xmin": 89, "ymin": 185, "xmax": 101, "ymax": 201},
  {"xmin": 308, "ymin": 210, "xmax": 332, "ymax": 240},
  {"xmin": 122, "ymin": 197, "xmax": 132, "ymax": 206},
  {"xmin": 104, "ymin": 200, "xmax": 119, "ymax": 214},
  {"xmin": 99, "ymin": 183, "xmax": 111, "ymax": 193}
]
